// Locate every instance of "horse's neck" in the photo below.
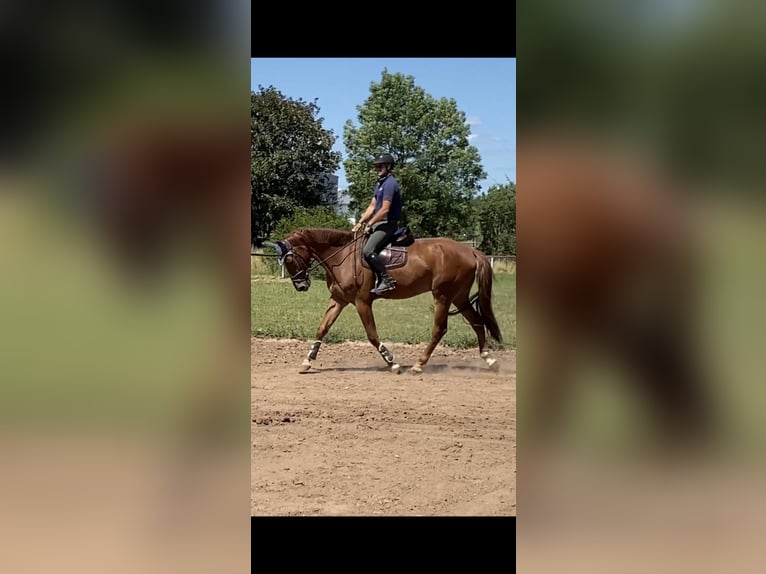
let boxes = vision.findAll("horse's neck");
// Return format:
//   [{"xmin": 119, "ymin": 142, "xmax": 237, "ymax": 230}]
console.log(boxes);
[
  {"xmin": 305, "ymin": 240, "xmax": 346, "ymax": 267},
  {"xmin": 295, "ymin": 230, "xmax": 355, "ymax": 270}
]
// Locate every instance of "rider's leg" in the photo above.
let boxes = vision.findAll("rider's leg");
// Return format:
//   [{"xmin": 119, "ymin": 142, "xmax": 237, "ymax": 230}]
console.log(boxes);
[{"xmin": 363, "ymin": 225, "xmax": 397, "ymax": 293}]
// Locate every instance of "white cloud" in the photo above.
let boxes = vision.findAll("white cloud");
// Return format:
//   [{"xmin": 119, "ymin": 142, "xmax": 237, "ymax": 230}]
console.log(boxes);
[
  {"xmin": 465, "ymin": 116, "xmax": 481, "ymax": 126},
  {"xmin": 467, "ymin": 134, "xmax": 478, "ymax": 141}
]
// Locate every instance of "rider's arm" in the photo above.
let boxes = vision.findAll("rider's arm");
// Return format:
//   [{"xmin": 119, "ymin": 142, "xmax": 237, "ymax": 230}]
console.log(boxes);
[
  {"xmin": 352, "ymin": 196, "xmax": 377, "ymax": 232},
  {"xmin": 366, "ymin": 200, "xmax": 391, "ymax": 227}
]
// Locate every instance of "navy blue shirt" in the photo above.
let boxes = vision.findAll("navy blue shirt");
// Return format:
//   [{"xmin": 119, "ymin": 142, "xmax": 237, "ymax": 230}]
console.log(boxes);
[{"xmin": 373, "ymin": 173, "xmax": 402, "ymax": 222}]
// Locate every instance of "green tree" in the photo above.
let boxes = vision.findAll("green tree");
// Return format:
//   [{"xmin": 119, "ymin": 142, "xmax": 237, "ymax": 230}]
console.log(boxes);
[
  {"xmin": 271, "ymin": 206, "xmax": 352, "ymax": 241},
  {"xmin": 343, "ymin": 70, "xmax": 486, "ymax": 239},
  {"xmin": 251, "ymin": 86, "xmax": 342, "ymax": 244},
  {"xmin": 477, "ymin": 181, "xmax": 516, "ymax": 255}
]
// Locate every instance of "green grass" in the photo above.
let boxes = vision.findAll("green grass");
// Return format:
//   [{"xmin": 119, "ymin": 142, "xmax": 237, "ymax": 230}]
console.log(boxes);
[{"xmin": 251, "ymin": 272, "xmax": 516, "ymax": 349}]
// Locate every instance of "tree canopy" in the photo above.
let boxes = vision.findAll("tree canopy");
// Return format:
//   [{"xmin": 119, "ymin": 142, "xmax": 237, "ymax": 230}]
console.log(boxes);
[
  {"xmin": 477, "ymin": 181, "xmax": 516, "ymax": 255},
  {"xmin": 251, "ymin": 86, "xmax": 341, "ymax": 244},
  {"xmin": 250, "ymin": 72, "xmax": 516, "ymax": 255},
  {"xmin": 343, "ymin": 70, "xmax": 486, "ymax": 239}
]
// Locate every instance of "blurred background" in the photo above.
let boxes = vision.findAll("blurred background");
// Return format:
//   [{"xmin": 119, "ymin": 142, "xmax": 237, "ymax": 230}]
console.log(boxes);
[
  {"xmin": 7, "ymin": 0, "xmax": 766, "ymax": 567},
  {"xmin": 0, "ymin": 1, "xmax": 250, "ymax": 572},
  {"xmin": 518, "ymin": 0, "xmax": 766, "ymax": 571}
]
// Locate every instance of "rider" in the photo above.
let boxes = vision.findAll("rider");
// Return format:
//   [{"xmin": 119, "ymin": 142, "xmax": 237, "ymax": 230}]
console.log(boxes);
[{"xmin": 351, "ymin": 153, "xmax": 402, "ymax": 295}]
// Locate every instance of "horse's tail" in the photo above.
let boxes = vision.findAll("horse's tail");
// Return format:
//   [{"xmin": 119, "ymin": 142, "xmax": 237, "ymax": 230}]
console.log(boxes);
[{"xmin": 473, "ymin": 250, "xmax": 503, "ymax": 343}]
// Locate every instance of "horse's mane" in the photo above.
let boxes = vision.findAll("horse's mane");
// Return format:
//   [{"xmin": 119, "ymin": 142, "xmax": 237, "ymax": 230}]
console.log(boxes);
[{"xmin": 290, "ymin": 227, "xmax": 354, "ymax": 247}]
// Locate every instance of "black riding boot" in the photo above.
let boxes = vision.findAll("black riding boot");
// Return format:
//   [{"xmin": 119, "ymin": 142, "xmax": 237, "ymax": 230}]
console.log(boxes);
[{"xmin": 367, "ymin": 253, "xmax": 396, "ymax": 294}]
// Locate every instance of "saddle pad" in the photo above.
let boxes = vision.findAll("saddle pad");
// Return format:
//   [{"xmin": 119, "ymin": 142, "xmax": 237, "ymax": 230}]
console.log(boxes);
[{"xmin": 361, "ymin": 246, "xmax": 408, "ymax": 270}]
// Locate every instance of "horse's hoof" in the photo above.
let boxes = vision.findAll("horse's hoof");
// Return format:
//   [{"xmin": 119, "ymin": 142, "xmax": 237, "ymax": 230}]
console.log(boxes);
[
  {"xmin": 409, "ymin": 364, "xmax": 422, "ymax": 375},
  {"xmin": 486, "ymin": 358, "xmax": 499, "ymax": 372},
  {"xmin": 391, "ymin": 363, "xmax": 402, "ymax": 374},
  {"xmin": 300, "ymin": 361, "xmax": 312, "ymax": 373}
]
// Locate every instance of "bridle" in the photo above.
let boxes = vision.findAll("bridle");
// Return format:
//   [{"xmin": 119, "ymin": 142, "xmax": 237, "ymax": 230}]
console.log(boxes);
[
  {"xmin": 261, "ymin": 240, "xmax": 313, "ymax": 286},
  {"xmin": 263, "ymin": 234, "xmax": 363, "ymax": 287}
]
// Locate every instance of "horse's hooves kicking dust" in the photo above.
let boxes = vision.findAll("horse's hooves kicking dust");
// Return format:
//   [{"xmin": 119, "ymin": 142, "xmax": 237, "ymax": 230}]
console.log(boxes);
[{"xmin": 299, "ymin": 361, "xmax": 315, "ymax": 374}]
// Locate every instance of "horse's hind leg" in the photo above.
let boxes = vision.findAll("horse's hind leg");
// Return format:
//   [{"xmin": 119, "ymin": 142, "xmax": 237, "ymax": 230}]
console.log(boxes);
[
  {"xmin": 411, "ymin": 297, "xmax": 451, "ymax": 374},
  {"xmin": 355, "ymin": 300, "xmax": 401, "ymax": 373},
  {"xmin": 301, "ymin": 298, "xmax": 347, "ymax": 372},
  {"xmin": 459, "ymin": 304, "xmax": 498, "ymax": 371}
]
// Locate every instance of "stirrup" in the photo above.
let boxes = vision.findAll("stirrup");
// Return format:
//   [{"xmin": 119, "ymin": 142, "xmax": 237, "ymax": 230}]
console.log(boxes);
[{"xmin": 371, "ymin": 279, "xmax": 396, "ymax": 294}]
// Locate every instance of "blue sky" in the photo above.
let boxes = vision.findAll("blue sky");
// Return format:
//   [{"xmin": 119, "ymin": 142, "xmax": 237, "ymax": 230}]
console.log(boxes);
[{"xmin": 250, "ymin": 58, "xmax": 516, "ymax": 194}]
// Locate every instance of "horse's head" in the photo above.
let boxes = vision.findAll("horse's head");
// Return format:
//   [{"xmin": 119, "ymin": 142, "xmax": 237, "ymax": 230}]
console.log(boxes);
[{"xmin": 264, "ymin": 239, "xmax": 312, "ymax": 292}]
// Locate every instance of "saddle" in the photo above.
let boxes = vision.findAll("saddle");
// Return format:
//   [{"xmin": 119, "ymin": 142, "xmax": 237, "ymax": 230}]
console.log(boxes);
[{"xmin": 361, "ymin": 226, "xmax": 415, "ymax": 271}]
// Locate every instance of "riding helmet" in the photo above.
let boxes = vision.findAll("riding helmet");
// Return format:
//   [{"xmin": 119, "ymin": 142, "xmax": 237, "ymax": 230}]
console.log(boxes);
[{"xmin": 372, "ymin": 153, "xmax": 395, "ymax": 166}]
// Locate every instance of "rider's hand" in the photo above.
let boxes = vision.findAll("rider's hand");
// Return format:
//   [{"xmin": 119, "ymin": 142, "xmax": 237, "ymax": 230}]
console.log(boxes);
[{"xmin": 352, "ymin": 222, "xmax": 363, "ymax": 234}]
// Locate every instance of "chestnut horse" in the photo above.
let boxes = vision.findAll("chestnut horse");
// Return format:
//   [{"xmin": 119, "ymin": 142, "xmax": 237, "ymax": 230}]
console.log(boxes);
[{"xmin": 265, "ymin": 228, "xmax": 503, "ymax": 374}]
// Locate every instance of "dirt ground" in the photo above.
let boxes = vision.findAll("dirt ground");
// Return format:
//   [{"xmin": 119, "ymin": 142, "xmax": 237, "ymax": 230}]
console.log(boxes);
[{"xmin": 251, "ymin": 337, "xmax": 516, "ymax": 516}]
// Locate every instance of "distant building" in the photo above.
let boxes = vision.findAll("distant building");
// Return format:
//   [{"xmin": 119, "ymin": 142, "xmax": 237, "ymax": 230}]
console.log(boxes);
[
  {"xmin": 317, "ymin": 173, "xmax": 353, "ymax": 219},
  {"xmin": 336, "ymin": 187, "xmax": 352, "ymax": 217},
  {"xmin": 317, "ymin": 173, "xmax": 339, "ymax": 208}
]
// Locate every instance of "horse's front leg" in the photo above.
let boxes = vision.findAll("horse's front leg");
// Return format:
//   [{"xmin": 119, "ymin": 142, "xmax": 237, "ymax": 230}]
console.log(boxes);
[
  {"xmin": 355, "ymin": 300, "xmax": 401, "ymax": 374},
  {"xmin": 301, "ymin": 298, "xmax": 347, "ymax": 372}
]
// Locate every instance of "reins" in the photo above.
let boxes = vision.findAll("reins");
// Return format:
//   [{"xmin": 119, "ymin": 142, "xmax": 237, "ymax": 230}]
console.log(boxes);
[{"xmin": 304, "ymin": 233, "xmax": 364, "ymax": 276}]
